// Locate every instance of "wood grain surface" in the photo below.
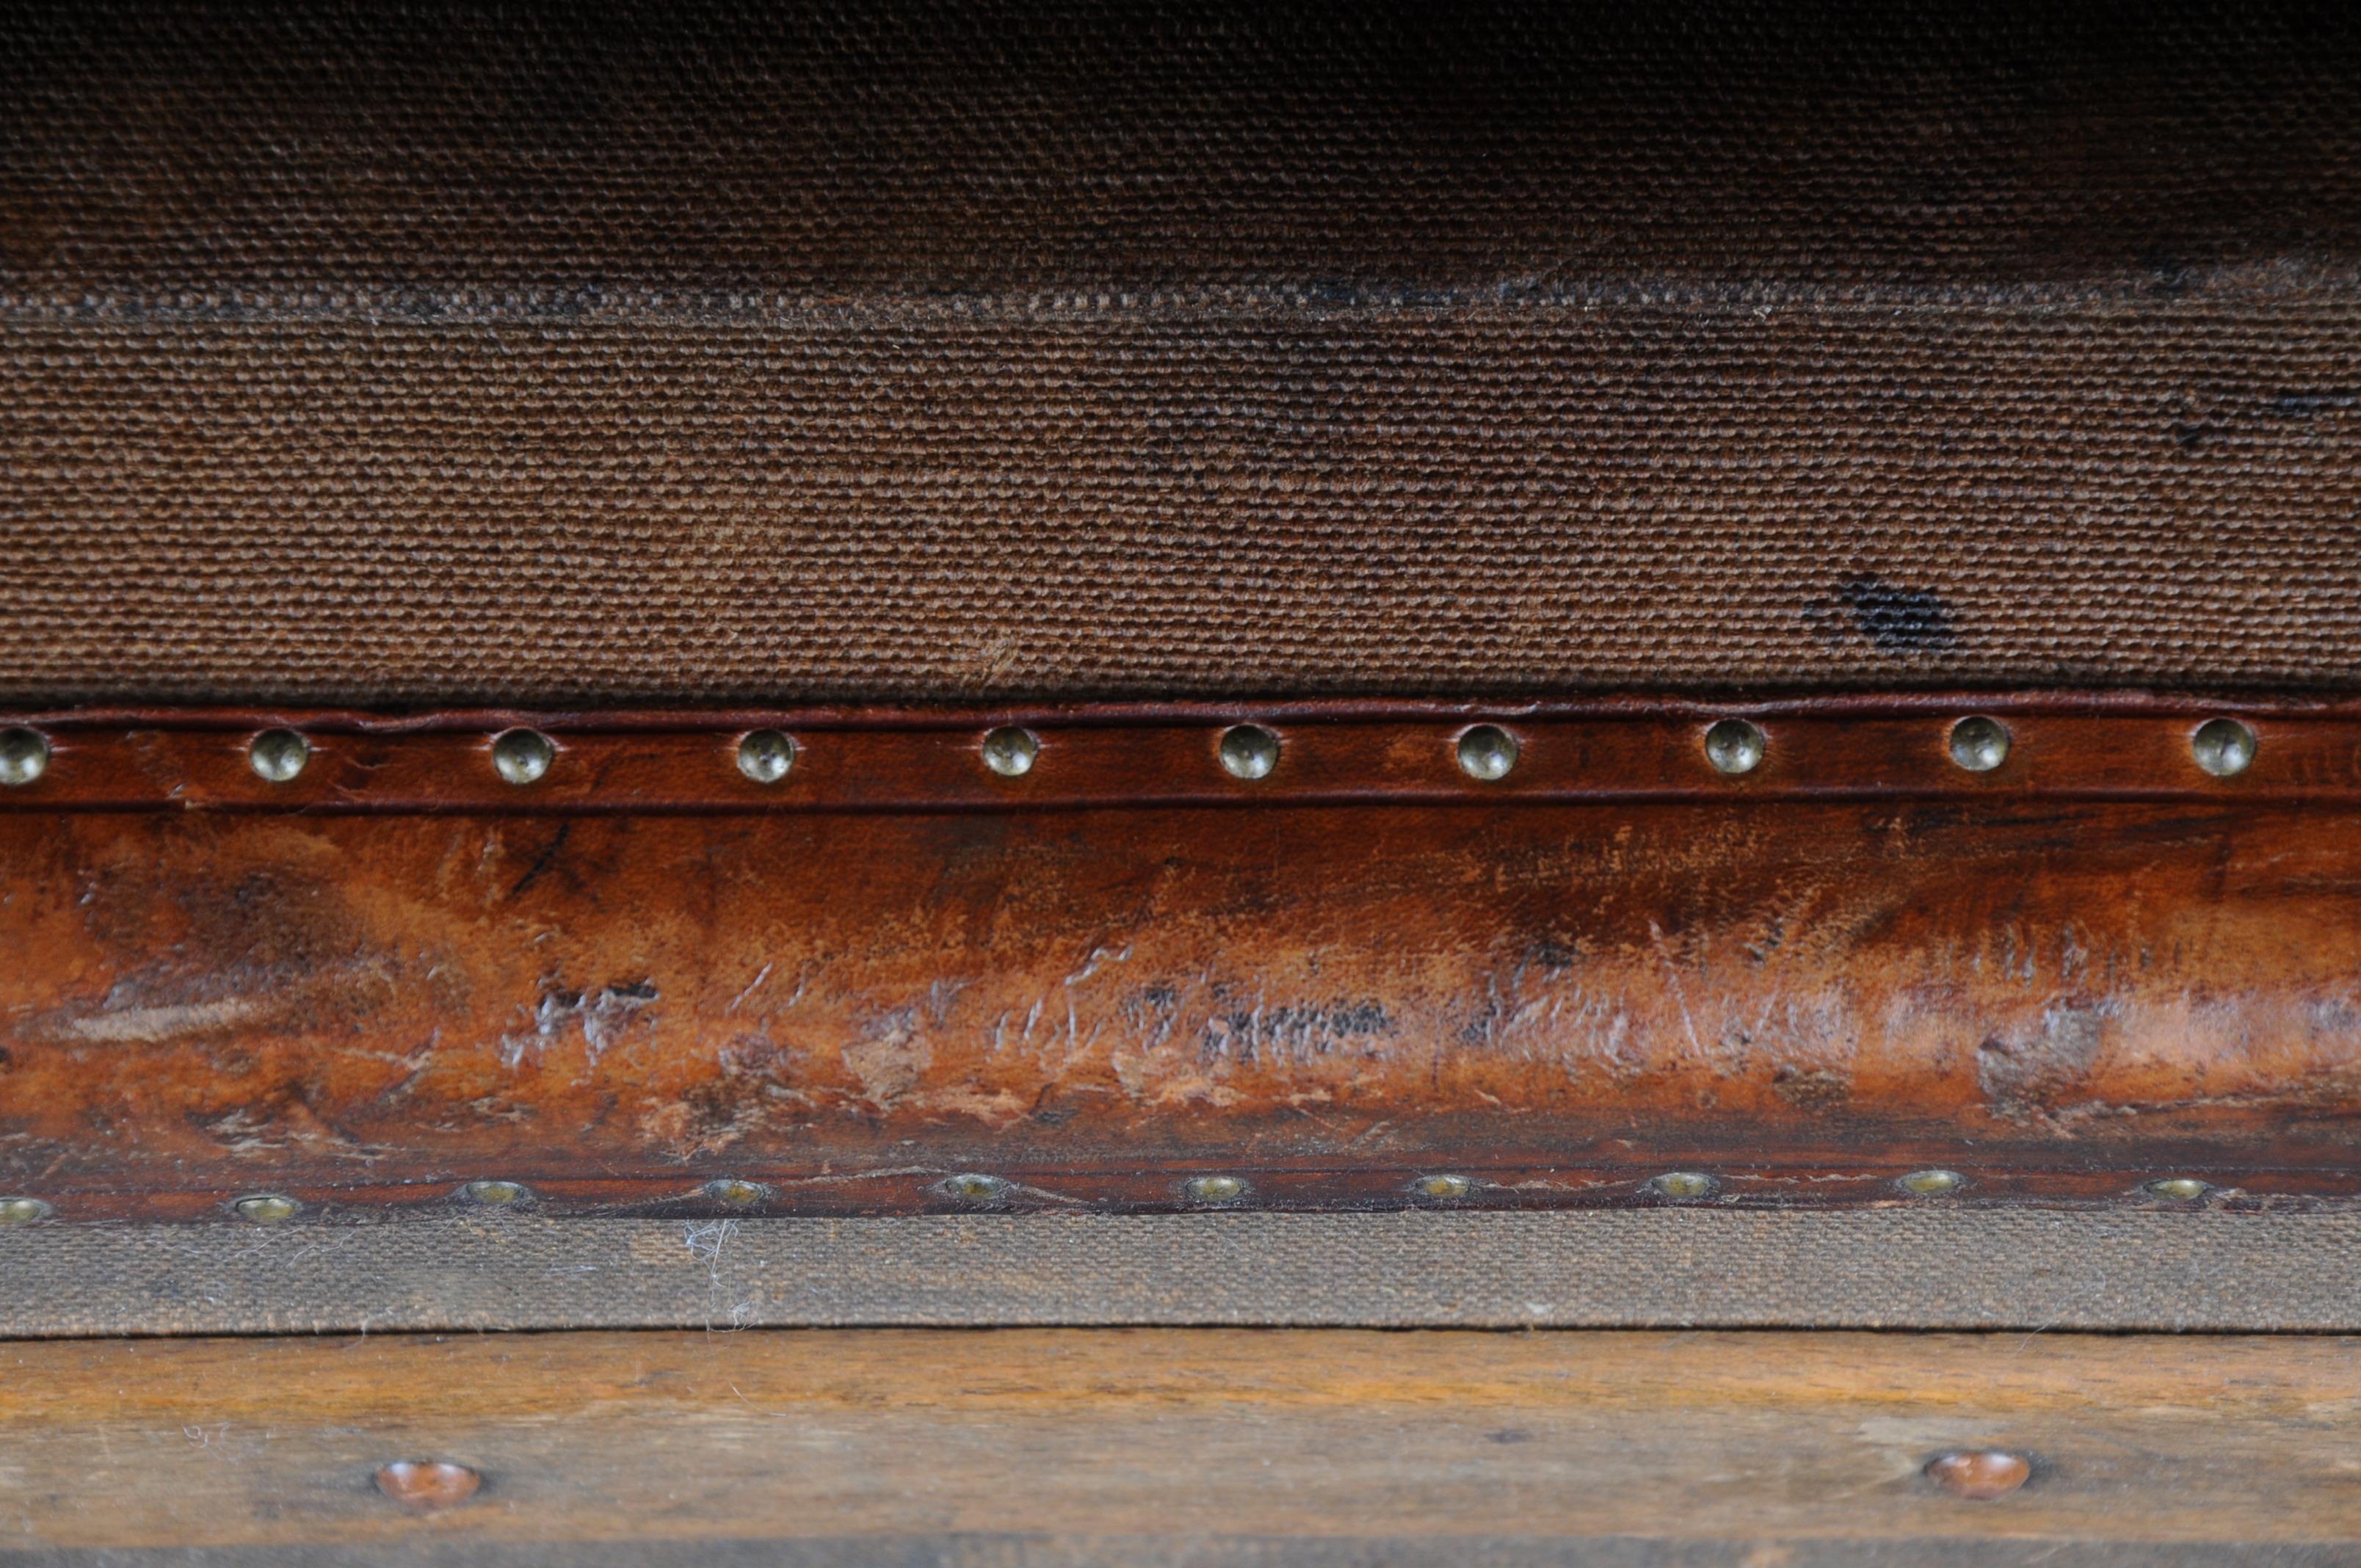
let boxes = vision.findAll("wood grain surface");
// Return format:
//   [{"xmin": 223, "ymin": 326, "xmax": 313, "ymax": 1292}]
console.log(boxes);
[{"xmin": 2, "ymin": 1328, "xmax": 2357, "ymax": 1554}]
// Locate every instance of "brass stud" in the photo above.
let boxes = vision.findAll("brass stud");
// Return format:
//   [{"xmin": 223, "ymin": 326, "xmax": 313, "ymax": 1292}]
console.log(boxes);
[
  {"xmin": 943, "ymin": 1172, "xmax": 1013, "ymax": 1203},
  {"xmin": 1898, "ymin": 1169, "xmax": 1965, "ymax": 1196},
  {"xmin": 233, "ymin": 1194, "xmax": 300, "ymax": 1224},
  {"xmin": 1924, "ymin": 1449, "xmax": 2031, "ymax": 1500},
  {"xmin": 2145, "ymin": 1177, "xmax": 2210, "ymax": 1201},
  {"xmin": 1650, "ymin": 1171, "xmax": 1716, "ymax": 1199},
  {"xmin": 1703, "ymin": 719, "xmax": 1765, "ymax": 776},
  {"xmin": 463, "ymin": 1180, "xmax": 530, "ymax": 1206},
  {"xmin": 1184, "ymin": 1175, "xmax": 1249, "ymax": 1203},
  {"xmin": 981, "ymin": 727, "xmax": 1039, "ymax": 778},
  {"xmin": 1412, "ymin": 1174, "xmax": 1473, "ymax": 1199},
  {"xmin": 1947, "ymin": 716, "xmax": 2010, "ymax": 773},
  {"xmin": 490, "ymin": 728, "xmax": 556, "ymax": 786},
  {"xmin": 1217, "ymin": 725, "xmax": 1280, "ymax": 781},
  {"xmin": 375, "ymin": 1460, "xmax": 482, "ymax": 1510},
  {"xmin": 701, "ymin": 1178, "xmax": 768, "ymax": 1207},
  {"xmin": 0, "ymin": 1197, "xmax": 54, "ymax": 1224},
  {"xmin": 2191, "ymin": 718, "xmax": 2257, "ymax": 778},
  {"xmin": 736, "ymin": 730, "xmax": 796, "ymax": 784},
  {"xmin": 1456, "ymin": 725, "xmax": 1520, "ymax": 782},
  {"xmin": 0, "ymin": 727, "xmax": 49, "ymax": 788},
  {"xmin": 248, "ymin": 728, "xmax": 311, "ymax": 783}
]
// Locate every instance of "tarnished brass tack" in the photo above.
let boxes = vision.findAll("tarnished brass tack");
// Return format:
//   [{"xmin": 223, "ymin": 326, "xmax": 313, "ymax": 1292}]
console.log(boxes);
[
  {"xmin": 0, "ymin": 727, "xmax": 49, "ymax": 788},
  {"xmin": 943, "ymin": 1172, "xmax": 1013, "ymax": 1203},
  {"xmin": 1898, "ymin": 1169, "xmax": 1965, "ymax": 1196},
  {"xmin": 1413, "ymin": 1174, "xmax": 1474, "ymax": 1199},
  {"xmin": 233, "ymin": 1194, "xmax": 300, "ymax": 1224},
  {"xmin": 1456, "ymin": 725, "xmax": 1520, "ymax": 782},
  {"xmin": 1925, "ymin": 1449, "xmax": 2031, "ymax": 1500},
  {"xmin": 1947, "ymin": 716, "xmax": 2010, "ymax": 773},
  {"xmin": 1703, "ymin": 719, "xmax": 1765, "ymax": 776},
  {"xmin": 2191, "ymin": 718, "xmax": 2257, "ymax": 777},
  {"xmin": 1650, "ymin": 1171, "xmax": 1716, "ymax": 1200},
  {"xmin": 463, "ymin": 1180, "xmax": 530, "ymax": 1206},
  {"xmin": 736, "ymin": 729, "xmax": 796, "ymax": 784},
  {"xmin": 490, "ymin": 727, "xmax": 556, "ymax": 786},
  {"xmin": 1184, "ymin": 1175, "xmax": 1249, "ymax": 1203},
  {"xmin": 0, "ymin": 1197, "xmax": 54, "ymax": 1224},
  {"xmin": 701, "ymin": 1178, "xmax": 769, "ymax": 1207},
  {"xmin": 375, "ymin": 1461, "xmax": 482, "ymax": 1510},
  {"xmin": 1217, "ymin": 725, "xmax": 1280, "ymax": 781},
  {"xmin": 981, "ymin": 727, "xmax": 1039, "ymax": 778},
  {"xmin": 2146, "ymin": 1177, "xmax": 2211, "ymax": 1201},
  {"xmin": 248, "ymin": 728, "xmax": 311, "ymax": 783}
]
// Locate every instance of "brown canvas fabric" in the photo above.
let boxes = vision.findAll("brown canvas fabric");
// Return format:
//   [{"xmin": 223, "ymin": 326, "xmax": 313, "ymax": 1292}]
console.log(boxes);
[{"xmin": 5, "ymin": 1, "xmax": 2360, "ymax": 703}]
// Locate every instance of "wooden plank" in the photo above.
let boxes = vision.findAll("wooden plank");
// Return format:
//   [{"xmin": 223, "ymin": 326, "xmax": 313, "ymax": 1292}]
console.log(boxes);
[{"xmin": 1, "ymin": 1329, "xmax": 2357, "ymax": 1553}]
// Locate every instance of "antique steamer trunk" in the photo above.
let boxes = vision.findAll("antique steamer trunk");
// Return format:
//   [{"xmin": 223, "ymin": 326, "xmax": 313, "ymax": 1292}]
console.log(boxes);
[{"xmin": 4, "ymin": 1, "xmax": 2361, "ymax": 1561}]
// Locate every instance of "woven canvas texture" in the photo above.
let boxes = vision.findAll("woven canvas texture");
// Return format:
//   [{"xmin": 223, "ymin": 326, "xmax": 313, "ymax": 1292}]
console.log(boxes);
[
  {"xmin": 5, "ymin": 1, "xmax": 2360, "ymax": 703},
  {"xmin": 7, "ymin": 1211, "xmax": 2361, "ymax": 1336}
]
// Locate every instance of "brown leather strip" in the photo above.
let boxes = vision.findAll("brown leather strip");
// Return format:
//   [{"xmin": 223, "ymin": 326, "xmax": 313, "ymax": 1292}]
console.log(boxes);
[{"xmin": 0, "ymin": 695, "xmax": 2346, "ymax": 812}]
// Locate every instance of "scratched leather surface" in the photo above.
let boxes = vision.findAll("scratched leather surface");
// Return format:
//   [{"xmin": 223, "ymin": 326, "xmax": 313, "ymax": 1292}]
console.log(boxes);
[{"xmin": 4, "ymin": 0, "xmax": 2360, "ymax": 703}]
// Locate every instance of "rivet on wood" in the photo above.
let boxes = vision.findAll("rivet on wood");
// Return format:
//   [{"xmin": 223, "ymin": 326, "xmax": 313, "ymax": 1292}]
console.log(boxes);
[
  {"xmin": 2145, "ymin": 1177, "xmax": 2211, "ymax": 1200},
  {"xmin": 1898, "ymin": 1169, "xmax": 1964, "ymax": 1195},
  {"xmin": 1703, "ymin": 719, "xmax": 1764, "ymax": 776},
  {"xmin": 1947, "ymin": 716, "xmax": 2010, "ymax": 772},
  {"xmin": 375, "ymin": 1461, "xmax": 482, "ymax": 1510},
  {"xmin": 1218, "ymin": 725, "xmax": 1280, "ymax": 780},
  {"xmin": 247, "ymin": 728, "xmax": 311, "ymax": 783},
  {"xmin": 0, "ymin": 727, "xmax": 49, "ymax": 787},
  {"xmin": 1184, "ymin": 1174, "xmax": 1249, "ymax": 1203},
  {"xmin": 736, "ymin": 729, "xmax": 796, "ymax": 784},
  {"xmin": 490, "ymin": 727, "xmax": 556, "ymax": 785},
  {"xmin": 1456, "ymin": 725, "xmax": 1520, "ymax": 781},
  {"xmin": 1924, "ymin": 1449, "xmax": 2031, "ymax": 1500},
  {"xmin": 1650, "ymin": 1171, "xmax": 1716, "ymax": 1199},
  {"xmin": 943, "ymin": 1172, "xmax": 1013, "ymax": 1203},
  {"xmin": 2191, "ymin": 718, "xmax": 2257, "ymax": 777},
  {"xmin": 981, "ymin": 727, "xmax": 1039, "ymax": 778},
  {"xmin": 702, "ymin": 1178, "xmax": 769, "ymax": 1207},
  {"xmin": 463, "ymin": 1180, "xmax": 530, "ymax": 1206},
  {"xmin": 1413, "ymin": 1173, "xmax": 1474, "ymax": 1199},
  {"xmin": 233, "ymin": 1194, "xmax": 300, "ymax": 1224},
  {"xmin": 0, "ymin": 1197, "xmax": 54, "ymax": 1224}
]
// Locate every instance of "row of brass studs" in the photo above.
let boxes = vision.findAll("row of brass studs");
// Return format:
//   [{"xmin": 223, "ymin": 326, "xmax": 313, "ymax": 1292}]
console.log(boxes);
[
  {"xmin": 0, "ymin": 715, "xmax": 2266, "ymax": 789},
  {"xmin": 0, "ymin": 1172, "xmax": 2237, "ymax": 1226}
]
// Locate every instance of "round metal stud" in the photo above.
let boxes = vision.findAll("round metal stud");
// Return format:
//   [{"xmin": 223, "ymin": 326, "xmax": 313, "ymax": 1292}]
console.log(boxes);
[
  {"xmin": 943, "ymin": 1172, "xmax": 1013, "ymax": 1204},
  {"xmin": 2191, "ymin": 718, "xmax": 2257, "ymax": 778},
  {"xmin": 463, "ymin": 1180, "xmax": 530, "ymax": 1207},
  {"xmin": 1703, "ymin": 719, "xmax": 1765, "ymax": 776},
  {"xmin": 1183, "ymin": 1174, "xmax": 1249, "ymax": 1203},
  {"xmin": 375, "ymin": 1461, "xmax": 483, "ymax": 1511},
  {"xmin": 0, "ymin": 1197, "xmax": 54, "ymax": 1225},
  {"xmin": 736, "ymin": 730, "xmax": 796, "ymax": 785},
  {"xmin": 1217, "ymin": 725, "xmax": 1280, "ymax": 781},
  {"xmin": 1412, "ymin": 1174, "xmax": 1473, "ymax": 1199},
  {"xmin": 2145, "ymin": 1177, "xmax": 2211, "ymax": 1201},
  {"xmin": 233, "ymin": 1194, "xmax": 300, "ymax": 1225},
  {"xmin": 981, "ymin": 727, "xmax": 1039, "ymax": 778},
  {"xmin": 1947, "ymin": 716, "xmax": 2010, "ymax": 773},
  {"xmin": 1456, "ymin": 725, "xmax": 1520, "ymax": 782},
  {"xmin": 248, "ymin": 728, "xmax": 311, "ymax": 783},
  {"xmin": 1898, "ymin": 1169, "xmax": 1965, "ymax": 1196},
  {"xmin": 490, "ymin": 728, "xmax": 556, "ymax": 786},
  {"xmin": 1650, "ymin": 1171, "xmax": 1716, "ymax": 1200},
  {"xmin": 701, "ymin": 1178, "xmax": 769, "ymax": 1207},
  {"xmin": 1924, "ymin": 1450, "xmax": 2031, "ymax": 1500},
  {"xmin": 0, "ymin": 727, "xmax": 50, "ymax": 788}
]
